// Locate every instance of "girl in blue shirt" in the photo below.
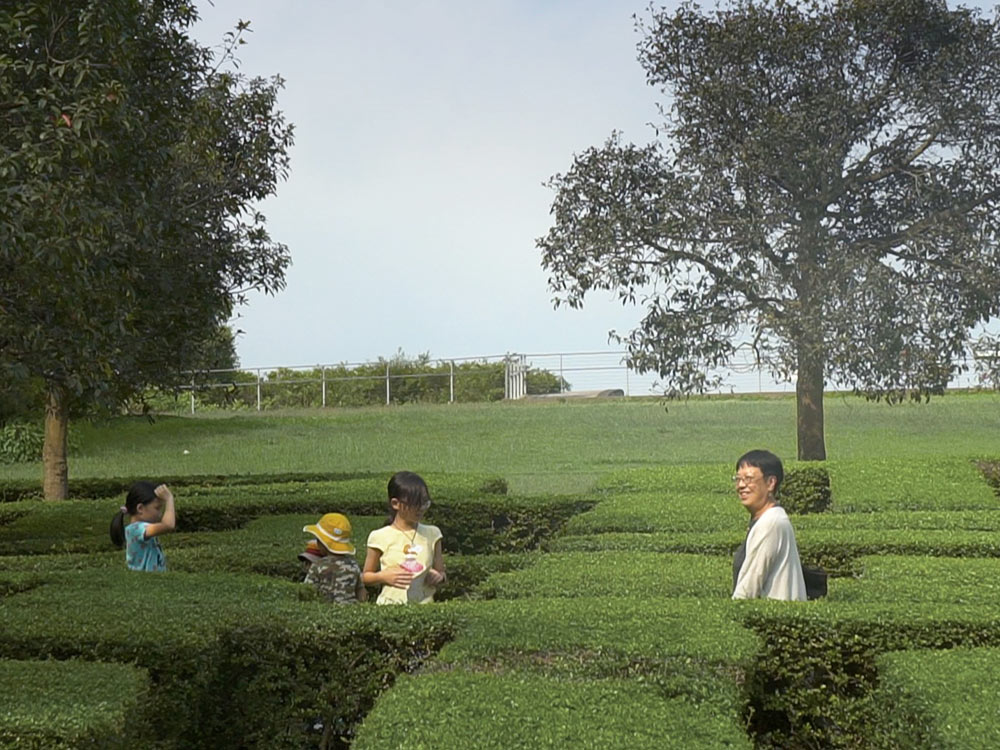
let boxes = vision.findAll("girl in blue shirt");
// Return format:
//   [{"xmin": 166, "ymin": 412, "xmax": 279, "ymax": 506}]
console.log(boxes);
[{"xmin": 109, "ymin": 482, "xmax": 177, "ymax": 571}]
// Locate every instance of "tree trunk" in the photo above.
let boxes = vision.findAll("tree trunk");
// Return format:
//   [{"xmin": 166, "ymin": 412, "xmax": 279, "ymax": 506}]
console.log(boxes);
[
  {"xmin": 796, "ymin": 348, "xmax": 826, "ymax": 461},
  {"xmin": 43, "ymin": 387, "xmax": 69, "ymax": 500}
]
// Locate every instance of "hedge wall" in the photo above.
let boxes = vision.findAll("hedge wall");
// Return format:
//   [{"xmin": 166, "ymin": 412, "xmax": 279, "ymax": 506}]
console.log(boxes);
[
  {"xmin": 0, "ymin": 471, "xmax": 509, "ymax": 503},
  {"xmin": 872, "ymin": 647, "xmax": 1000, "ymax": 749},
  {"xmin": 0, "ymin": 658, "xmax": 148, "ymax": 750},
  {"xmin": 353, "ymin": 671, "xmax": 751, "ymax": 749},
  {"xmin": 5, "ymin": 458, "xmax": 1000, "ymax": 748},
  {"xmin": 0, "ymin": 483, "xmax": 588, "ymax": 557},
  {"xmin": 0, "ymin": 568, "xmax": 460, "ymax": 749},
  {"xmin": 472, "ymin": 551, "xmax": 733, "ymax": 600}
]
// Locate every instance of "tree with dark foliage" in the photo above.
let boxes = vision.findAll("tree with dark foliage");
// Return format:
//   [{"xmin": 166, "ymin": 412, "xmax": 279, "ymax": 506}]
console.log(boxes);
[
  {"xmin": 539, "ymin": 0, "xmax": 1000, "ymax": 459},
  {"xmin": 0, "ymin": 1, "xmax": 293, "ymax": 497}
]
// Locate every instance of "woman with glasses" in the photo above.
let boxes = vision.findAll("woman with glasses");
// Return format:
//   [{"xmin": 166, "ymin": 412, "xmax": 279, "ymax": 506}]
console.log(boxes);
[{"xmin": 731, "ymin": 450, "xmax": 807, "ymax": 601}]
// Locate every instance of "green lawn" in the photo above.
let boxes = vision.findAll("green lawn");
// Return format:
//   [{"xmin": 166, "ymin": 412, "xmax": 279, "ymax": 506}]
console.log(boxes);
[{"xmin": 4, "ymin": 392, "xmax": 1000, "ymax": 494}]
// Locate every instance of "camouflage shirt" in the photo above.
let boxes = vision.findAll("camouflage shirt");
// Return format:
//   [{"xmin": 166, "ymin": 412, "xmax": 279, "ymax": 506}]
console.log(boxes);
[{"xmin": 304, "ymin": 555, "xmax": 365, "ymax": 604}]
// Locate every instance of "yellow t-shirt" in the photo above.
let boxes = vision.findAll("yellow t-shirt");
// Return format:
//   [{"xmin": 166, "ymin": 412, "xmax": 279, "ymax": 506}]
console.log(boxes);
[{"xmin": 366, "ymin": 523, "xmax": 443, "ymax": 605}]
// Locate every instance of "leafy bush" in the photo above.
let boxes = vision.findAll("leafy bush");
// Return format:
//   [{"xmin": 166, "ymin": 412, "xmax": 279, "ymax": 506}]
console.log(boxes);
[
  {"xmin": 353, "ymin": 671, "xmax": 751, "ymax": 749},
  {"xmin": 550, "ymin": 526, "xmax": 1000, "ymax": 578},
  {"xmin": 872, "ymin": 647, "xmax": 1000, "ymax": 749},
  {"xmin": 736, "ymin": 596, "xmax": 1000, "ymax": 749},
  {"xmin": 0, "ymin": 470, "xmax": 508, "ymax": 503},
  {"xmin": 562, "ymin": 491, "xmax": 742, "ymax": 536},
  {"xmin": 0, "ymin": 568, "xmax": 459, "ymax": 749},
  {"xmin": 828, "ymin": 457, "xmax": 996, "ymax": 511},
  {"xmin": 0, "ymin": 658, "xmax": 148, "ymax": 749},
  {"xmin": 0, "ymin": 481, "xmax": 586, "ymax": 561},
  {"xmin": 0, "ymin": 422, "xmax": 44, "ymax": 464},
  {"xmin": 434, "ymin": 597, "xmax": 759, "ymax": 670},
  {"xmin": 179, "ymin": 353, "xmax": 571, "ymax": 410},
  {"xmin": 473, "ymin": 551, "xmax": 733, "ymax": 600},
  {"xmin": 779, "ymin": 464, "xmax": 831, "ymax": 513}
]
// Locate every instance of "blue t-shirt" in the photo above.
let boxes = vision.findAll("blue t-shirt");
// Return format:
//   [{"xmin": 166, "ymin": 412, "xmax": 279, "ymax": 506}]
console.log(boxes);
[{"xmin": 124, "ymin": 521, "xmax": 166, "ymax": 572}]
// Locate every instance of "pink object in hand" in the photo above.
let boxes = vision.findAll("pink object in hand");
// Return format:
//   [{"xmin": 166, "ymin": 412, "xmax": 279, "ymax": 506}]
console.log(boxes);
[{"xmin": 400, "ymin": 559, "xmax": 424, "ymax": 573}]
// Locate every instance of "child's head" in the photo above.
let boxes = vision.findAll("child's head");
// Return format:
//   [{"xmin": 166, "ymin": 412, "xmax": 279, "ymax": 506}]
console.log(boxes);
[
  {"xmin": 303, "ymin": 513, "xmax": 356, "ymax": 555},
  {"xmin": 298, "ymin": 539, "xmax": 328, "ymax": 567},
  {"xmin": 109, "ymin": 481, "xmax": 160, "ymax": 549},
  {"xmin": 386, "ymin": 471, "xmax": 431, "ymax": 524}
]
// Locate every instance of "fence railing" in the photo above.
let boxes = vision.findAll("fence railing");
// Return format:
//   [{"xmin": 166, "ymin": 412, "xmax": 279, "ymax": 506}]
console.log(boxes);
[{"xmin": 176, "ymin": 345, "xmax": 988, "ymax": 413}]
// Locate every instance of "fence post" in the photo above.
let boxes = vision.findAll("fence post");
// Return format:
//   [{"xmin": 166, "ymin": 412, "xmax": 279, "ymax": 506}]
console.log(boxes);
[
  {"xmin": 256, "ymin": 368, "xmax": 262, "ymax": 412},
  {"xmin": 625, "ymin": 366, "xmax": 630, "ymax": 398},
  {"xmin": 504, "ymin": 354, "xmax": 526, "ymax": 400},
  {"xmin": 559, "ymin": 354, "xmax": 564, "ymax": 394},
  {"xmin": 321, "ymin": 366, "xmax": 327, "ymax": 408},
  {"xmin": 190, "ymin": 376, "xmax": 195, "ymax": 415},
  {"xmin": 449, "ymin": 360, "xmax": 455, "ymax": 403},
  {"xmin": 386, "ymin": 363, "xmax": 390, "ymax": 406}
]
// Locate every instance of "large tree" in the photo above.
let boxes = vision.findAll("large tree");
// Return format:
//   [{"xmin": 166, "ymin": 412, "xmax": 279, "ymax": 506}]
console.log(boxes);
[
  {"xmin": 0, "ymin": 1, "xmax": 293, "ymax": 497},
  {"xmin": 539, "ymin": 0, "xmax": 1000, "ymax": 460}
]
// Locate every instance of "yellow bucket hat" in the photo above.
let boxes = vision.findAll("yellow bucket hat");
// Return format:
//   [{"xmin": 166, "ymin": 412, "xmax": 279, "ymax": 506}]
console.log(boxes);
[{"xmin": 303, "ymin": 512, "xmax": 355, "ymax": 555}]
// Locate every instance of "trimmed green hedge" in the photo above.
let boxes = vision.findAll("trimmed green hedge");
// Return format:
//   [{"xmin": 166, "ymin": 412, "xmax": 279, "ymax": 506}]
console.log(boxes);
[
  {"xmin": 550, "ymin": 522, "xmax": 1000, "ymax": 577},
  {"xmin": 872, "ymin": 647, "xmax": 1000, "ymax": 749},
  {"xmin": 434, "ymin": 598, "xmax": 759, "ymax": 672},
  {"xmin": 779, "ymin": 464, "xmax": 831, "ymax": 514},
  {"xmin": 832, "ymin": 555, "xmax": 1000, "ymax": 606},
  {"xmin": 594, "ymin": 463, "xmax": 831, "ymax": 514},
  {"xmin": 734, "ymin": 595, "xmax": 1000, "ymax": 749},
  {"xmin": 596, "ymin": 464, "xmax": 733, "ymax": 494},
  {"xmin": 0, "ymin": 568, "xmax": 459, "ymax": 749},
  {"xmin": 353, "ymin": 671, "xmax": 752, "ymax": 749},
  {"xmin": 827, "ymin": 457, "xmax": 997, "ymax": 511},
  {"xmin": 0, "ymin": 659, "xmax": 148, "ymax": 749},
  {"xmin": 0, "ymin": 487, "xmax": 590, "ymax": 556},
  {"xmin": 473, "ymin": 551, "xmax": 732, "ymax": 600},
  {"xmin": 0, "ymin": 471, "xmax": 508, "ymax": 503},
  {"xmin": 562, "ymin": 491, "xmax": 742, "ymax": 536}
]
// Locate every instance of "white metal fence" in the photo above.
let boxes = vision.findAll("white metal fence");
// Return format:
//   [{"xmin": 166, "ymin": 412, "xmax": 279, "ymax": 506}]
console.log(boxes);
[{"xmin": 178, "ymin": 345, "xmax": 987, "ymax": 413}]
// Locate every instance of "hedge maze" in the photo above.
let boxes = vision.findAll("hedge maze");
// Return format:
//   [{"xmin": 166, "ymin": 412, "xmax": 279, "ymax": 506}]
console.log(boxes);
[{"xmin": 2, "ymin": 458, "xmax": 1000, "ymax": 748}]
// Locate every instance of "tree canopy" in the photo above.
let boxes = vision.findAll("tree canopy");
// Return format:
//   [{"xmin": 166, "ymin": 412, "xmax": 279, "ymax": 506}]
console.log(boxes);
[
  {"xmin": 0, "ymin": 0, "xmax": 293, "ymax": 497},
  {"xmin": 538, "ymin": 0, "xmax": 1000, "ymax": 460}
]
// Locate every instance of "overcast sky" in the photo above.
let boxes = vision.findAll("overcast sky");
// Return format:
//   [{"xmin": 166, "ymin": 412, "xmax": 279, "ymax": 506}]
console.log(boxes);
[
  {"xmin": 190, "ymin": 1, "xmax": 667, "ymax": 369},
  {"xmin": 191, "ymin": 1, "xmax": 997, "ymax": 380}
]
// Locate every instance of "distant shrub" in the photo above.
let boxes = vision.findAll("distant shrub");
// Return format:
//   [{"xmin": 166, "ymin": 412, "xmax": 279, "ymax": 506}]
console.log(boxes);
[
  {"xmin": 0, "ymin": 470, "xmax": 507, "ymax": 503},
  {"xmin": 781, "ymin": 464, "xmax": 831, "ymax": 514},
  {"xmin": 177, "ymin": 352, "xmax": 571, "ymax": 410},
  {"xmin": 0, "ymin": 422, "xmax": 44, "ymax": 464}
]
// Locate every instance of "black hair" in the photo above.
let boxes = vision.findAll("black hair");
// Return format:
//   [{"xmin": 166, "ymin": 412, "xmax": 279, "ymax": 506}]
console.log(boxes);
[
  {"xmin": 385, "ymin": 471, "xmax": 431, "ymax": 524},
  {"xmin": 109, "ymin": 481, "xmax": 158, "ymax": 549},
  {"xmin": 735, "ymin": 449, "xmax": 784, "ymax": 494}
]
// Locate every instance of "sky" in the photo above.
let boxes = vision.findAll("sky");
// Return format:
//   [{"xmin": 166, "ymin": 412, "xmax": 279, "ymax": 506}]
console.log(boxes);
[
  {"xmin": 190, "ymin": 0, "xmax": 997, "ymax": 394},
  {"xmin": 190, "ymin": 1, "xmax": 667, "ymax": 370}
]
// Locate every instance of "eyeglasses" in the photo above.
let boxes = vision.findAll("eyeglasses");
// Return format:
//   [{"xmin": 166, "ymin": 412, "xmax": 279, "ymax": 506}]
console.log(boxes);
[{"xmin": 731, "ymin": 474, "xmax": 763, "ymax": 485}]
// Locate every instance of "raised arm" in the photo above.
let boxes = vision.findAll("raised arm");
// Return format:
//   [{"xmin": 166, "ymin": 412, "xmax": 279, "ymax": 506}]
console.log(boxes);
[{"xmin": 142, "ymin": 484, "xmax": 176, "ymax": 539}]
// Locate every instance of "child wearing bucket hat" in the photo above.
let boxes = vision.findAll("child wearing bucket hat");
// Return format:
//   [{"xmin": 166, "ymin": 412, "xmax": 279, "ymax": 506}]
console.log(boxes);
[
  {"xmin": 302, "ymin": 513, "xmax": 366, "ymax": 603},
  {"xmin": 298, "ymin": 539, "xmax": 327, "ymax": 577}
]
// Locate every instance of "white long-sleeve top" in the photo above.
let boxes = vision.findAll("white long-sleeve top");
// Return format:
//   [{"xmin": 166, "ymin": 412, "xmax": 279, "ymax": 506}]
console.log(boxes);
[{"xmin": 732, "ymin": 505, "xmax": 807, "ymax": 601}]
